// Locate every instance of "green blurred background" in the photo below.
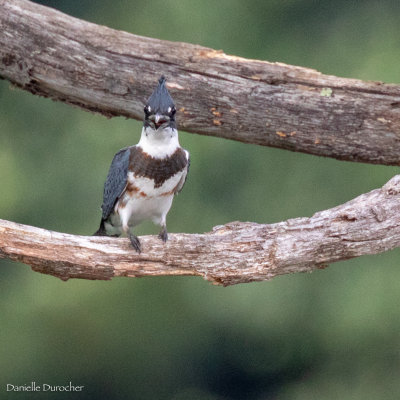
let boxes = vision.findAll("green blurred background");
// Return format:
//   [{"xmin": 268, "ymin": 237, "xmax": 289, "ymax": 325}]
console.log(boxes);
[{"xmin": 1, "ymin": 0, "xmax": 400, "ymax": 399}]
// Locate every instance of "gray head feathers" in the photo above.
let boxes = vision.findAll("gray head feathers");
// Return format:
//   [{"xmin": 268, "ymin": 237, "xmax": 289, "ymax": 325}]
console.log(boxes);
[
  {"xmin": 145, "ymin": 76, "xmax": 175, "ymax": 116},
  {"xmin": 143, "ymin": 76, "xmax": 177, "ymax": 129}
]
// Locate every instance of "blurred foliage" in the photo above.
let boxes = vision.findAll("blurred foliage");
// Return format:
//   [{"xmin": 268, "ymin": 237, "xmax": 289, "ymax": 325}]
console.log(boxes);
[{"xmin": 1, "ymin": 0, "xmax": 400, "ymax": 399}]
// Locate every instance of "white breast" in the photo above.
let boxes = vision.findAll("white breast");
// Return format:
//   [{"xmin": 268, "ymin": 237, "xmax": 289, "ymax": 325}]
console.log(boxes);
[{"xmin": 115, "ymin": 169, "xmax": 185, "ymax": 229}]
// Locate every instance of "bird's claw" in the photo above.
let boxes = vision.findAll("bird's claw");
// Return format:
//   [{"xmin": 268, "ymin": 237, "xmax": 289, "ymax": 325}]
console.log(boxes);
[
  {"xmin": 129, "ymin": 234, "xmax": 142, "ymax": 253},
  {"xmin": 158, "ymin": 227, "xmax": 168, "ymax": 243}
]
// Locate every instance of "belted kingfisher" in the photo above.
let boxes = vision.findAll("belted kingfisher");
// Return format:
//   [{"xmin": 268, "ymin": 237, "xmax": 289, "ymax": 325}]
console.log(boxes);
[{"xmin": 94, "ymin": 76, "xmax": 190, "ymax": 253}]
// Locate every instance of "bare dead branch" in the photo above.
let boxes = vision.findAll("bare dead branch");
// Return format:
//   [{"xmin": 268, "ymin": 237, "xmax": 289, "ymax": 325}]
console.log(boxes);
[
  {"xmin": 1, "ymin": 0, "xmax": 400, "ymax": 165},
  {"xmin": 1, "ymin": 175, "xmax": 400, "ymax": 286}
]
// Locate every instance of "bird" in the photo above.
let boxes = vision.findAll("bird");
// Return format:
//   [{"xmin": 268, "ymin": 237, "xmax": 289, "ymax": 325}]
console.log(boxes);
[{"xmin": 94, "ymin": 76, "xmax": 190, "ymax": 253}]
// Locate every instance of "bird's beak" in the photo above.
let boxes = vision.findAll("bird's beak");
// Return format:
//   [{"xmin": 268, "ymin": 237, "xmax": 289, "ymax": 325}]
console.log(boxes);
[{"xmin": 154, "ymin": 114, "xmax": 168, "ymax": 130}]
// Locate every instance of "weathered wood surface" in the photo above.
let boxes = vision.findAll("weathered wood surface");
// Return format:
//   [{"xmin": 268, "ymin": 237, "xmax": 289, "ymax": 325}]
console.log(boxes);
[
  {"xmin": 1, "ymin": 0, "xmax": 400, "ymax": 165},
  {"xmin": 1, "ymin": 175, "xmax": 400, "ymax": 286}
]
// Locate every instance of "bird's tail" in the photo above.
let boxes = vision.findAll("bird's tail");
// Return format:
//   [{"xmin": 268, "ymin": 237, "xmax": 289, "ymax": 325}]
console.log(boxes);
[{"xmin": 93, "ymin": 219, "xmax": 107, "ymax": 236}]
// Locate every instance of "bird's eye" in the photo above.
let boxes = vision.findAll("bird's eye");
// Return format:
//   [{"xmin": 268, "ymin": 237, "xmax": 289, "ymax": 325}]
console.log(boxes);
[
  {"xmin": 170, "ymin": 106, "xmax": 176, "ymax": 116},
  {"xmin": 144, "ymin": 105, "xmax": 151, "ymax": 115}
]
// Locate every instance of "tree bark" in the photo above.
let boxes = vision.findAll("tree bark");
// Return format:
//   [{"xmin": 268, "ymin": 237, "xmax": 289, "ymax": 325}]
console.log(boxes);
[
  {"xmin": 1, "ymin": 175, "xmax": 400, "ymax": 286},
  {"xmin": 1, "ymin": 0, "xmax": 400, "ymax": 165}
]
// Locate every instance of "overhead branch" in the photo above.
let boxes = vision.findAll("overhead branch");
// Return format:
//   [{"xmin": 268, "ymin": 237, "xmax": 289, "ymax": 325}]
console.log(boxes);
[
  {"xmin": 1, "ymin": 0, "xmax": 400, "ymax": 165},
  {"xmin": 1, "ymin": 175, "xmax": 400, "ymax": 286}
]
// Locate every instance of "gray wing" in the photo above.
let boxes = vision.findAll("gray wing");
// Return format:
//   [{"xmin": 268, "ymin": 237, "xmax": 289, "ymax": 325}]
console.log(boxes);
[
  {"xmin": 101, "ymin": 147, "xmax": 132, "ymax": 219},
  {"xmin": 175, "ymin": 150, "xmax": 190, "ymax": 194}
]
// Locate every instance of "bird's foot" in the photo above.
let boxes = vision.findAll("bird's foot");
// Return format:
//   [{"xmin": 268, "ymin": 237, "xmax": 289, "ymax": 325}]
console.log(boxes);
[
  {"xmin": 129, "ymin": 234, "xmax": 142, "ymax": 253},
  {"xmin": 158, "ymin": 226, "xmax": 168, "ymax": 243}
]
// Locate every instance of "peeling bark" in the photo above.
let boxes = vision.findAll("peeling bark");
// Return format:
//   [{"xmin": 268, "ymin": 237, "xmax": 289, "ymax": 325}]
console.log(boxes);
[
  {"xmin": 1, "ymin": 0, "xmax": 400, "ymax": 164},
  {"xmin": 1, "ymin": 175, "xmax": 400, "ymax": 286}
]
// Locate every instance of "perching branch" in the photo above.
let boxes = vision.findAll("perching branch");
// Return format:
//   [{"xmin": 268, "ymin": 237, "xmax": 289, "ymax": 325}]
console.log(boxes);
[
  {"xmin": 2, "ymin": 175, "xmax": 400, "ymax": 286},
  {"xmin": 1, "ymin": 0, "xmax": 400, "ymax": 165}
]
